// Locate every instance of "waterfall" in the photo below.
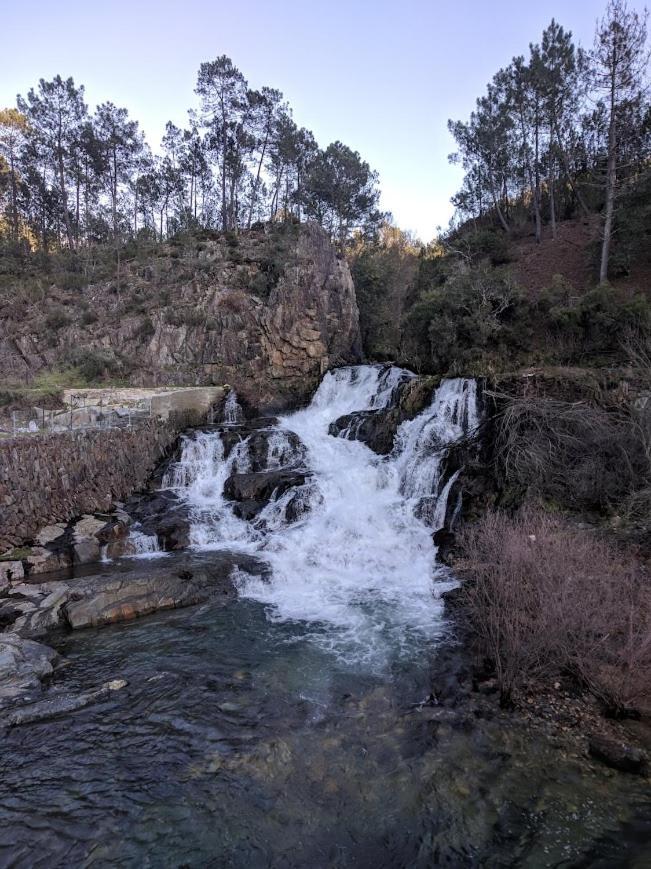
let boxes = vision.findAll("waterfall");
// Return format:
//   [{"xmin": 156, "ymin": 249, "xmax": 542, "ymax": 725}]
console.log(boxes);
[
  {"xmin": 223, "ymin": 391, "xmax": 244, "ymax": 424},
  {"xmin": 160, "ymin": 366, "xmax": 478, "ymax": 667},
  {"xmin": 125, "ymin": 527, "xmax": 166, "ymax": 559},
  {"xmin": 394, "ymin": 377, "xmax": 478, "ymax": 524}
]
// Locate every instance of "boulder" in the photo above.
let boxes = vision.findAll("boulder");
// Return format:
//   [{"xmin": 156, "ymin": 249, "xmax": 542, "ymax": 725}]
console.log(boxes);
[
  {"xmin": 63, "ymin": 553, "xmax": 263, "ymax": 629},
  {"xmin": 329, "ymin": 409, "xmax": 400, "ymax": 455},
  {"xmin": 588, "ymin": 734, "xmax": 648, "ymax": 775},
  {"xmin": 125, "ymin": 490, "xmax": 191, "ymax": 550},
  {"xmin": 35, "ymin": 523, "xmax": 68, "ymax": 547},
  {"xmin": 26, "ymin": 546, "xmax": 72, "ymax": 576},
  {"xmin": 0, "ymin": 635, "xmax": 59, "ymax": 710},
  {"xmin": 224, "ymin": 468, "xmax": 310, "ymax": 519}
]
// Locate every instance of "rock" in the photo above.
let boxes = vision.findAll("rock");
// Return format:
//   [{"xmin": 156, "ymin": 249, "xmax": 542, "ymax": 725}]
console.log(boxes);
[
  {"xmin": 63, "ymin": 554, "xmax": 260, "ymax": 629},
  {"xmin": 72, "ymin": 515, "xmax": 110, "ymax": 564},
  {"xmin": 329, "ymin": 409, "xmax": 400, "ymax": 455},
  {"xmin": 26, "ymin": 546, "xmax": 72, "ymax": 576},
  {"xmin": 10, "ymin": 582, "xmax": 70, "ymax": 637},
  {"xmin": 125, "ymin": 490, "xmax": 191, "ymax": 551},
  {"xmin": 588, "ymin": 734, "xmax": 648, "ymax": 775},
  {"xmin": 224, "ymin": 468, "xmax": 310, "ymax": 519},
  {"xmin": 35, "ymin": 523, "xmax": 67, "ymax": 547},
  {"xmin": 1, "ymin": 688, "xmax": 107, "ymax": 727},
  {"xmin": 0, "ymin": 560, "xmax": 24, "ymax": 587},
  {"xmin": 243, "ymin": 428, "xmax": 306, "ymax": 472},
  {"xmin": 433, "ymin": 528, "xmax": 458, "ymax": 566},
  {"xmin": 105, "ymin": 679, "xmax": 128, "ymax": 691},
  {"xmin": 0, "ymin": 635, "xmax": 59, "ymax": 710},
  {"xmin": 3, "ymin": 224, "xmax": 361, "ymax": 412}
]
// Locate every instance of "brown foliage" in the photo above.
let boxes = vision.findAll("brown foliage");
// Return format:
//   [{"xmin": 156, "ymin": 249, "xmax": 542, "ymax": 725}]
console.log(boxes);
[
  {"xmin": 459, "ymin": 509, "xmax": 651, "ymax": 712},
  {"xmin": 491, "ymin": 395, "xmax": 648, "ymax": 511}
]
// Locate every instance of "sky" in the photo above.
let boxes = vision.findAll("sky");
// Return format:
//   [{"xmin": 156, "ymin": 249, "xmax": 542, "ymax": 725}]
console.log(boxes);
[{"xmin": 1, "ymin": 0, "xmax": 646, "ymax": 241}]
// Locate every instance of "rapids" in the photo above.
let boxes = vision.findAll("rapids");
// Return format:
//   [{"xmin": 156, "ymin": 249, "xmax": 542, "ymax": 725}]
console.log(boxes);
[{"xmin": 162, "ymin": 366, "xmax": 476, "ymax": 668}]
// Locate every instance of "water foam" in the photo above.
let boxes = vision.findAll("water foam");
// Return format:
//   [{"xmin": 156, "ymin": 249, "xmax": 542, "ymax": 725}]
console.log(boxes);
[{"xmin": 163, "ymin": 365, "xmax": 478, "ymax": 668}]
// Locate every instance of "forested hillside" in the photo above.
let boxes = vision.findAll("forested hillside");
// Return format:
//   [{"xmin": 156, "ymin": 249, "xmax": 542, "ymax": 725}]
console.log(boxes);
[{"xmin": 354, "ymin": 0, "xmax": 650, "ymax": 376}]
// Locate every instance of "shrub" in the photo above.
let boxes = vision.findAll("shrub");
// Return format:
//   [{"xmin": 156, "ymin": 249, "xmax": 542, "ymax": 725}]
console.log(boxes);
[
  {"xmin": 45, "ymin": 308, "xmax": 71, "ymax": 330},
  {"xmin": 81, "ymin": 309, "xmax": 98, "ymax": 326},
  {"xmin": 401, "ymin": 267, "xmax": 528, "ymax": 374},
  {"xmin": 459, "ymin": 509, "xmax": 651, "ymax": 712},
  {"xmin": 134, "ymin": 317, "xmax": 155, "ymax": 340},
  {"xmin": 67, "ymin": 348, "xmax": 123, "ymax": 382},
  {"xmin": 492, "ymin": 396, "xmax": 648, "ymax": 511}
]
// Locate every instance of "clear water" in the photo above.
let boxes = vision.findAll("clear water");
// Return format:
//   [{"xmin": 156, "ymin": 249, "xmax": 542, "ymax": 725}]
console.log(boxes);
[{"xmin": 1, "ymin": 588, "xmax": 648, "ymax": 867}]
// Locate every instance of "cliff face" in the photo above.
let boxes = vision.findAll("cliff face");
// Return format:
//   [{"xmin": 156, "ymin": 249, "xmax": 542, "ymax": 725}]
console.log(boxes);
[{"xmin": 2, "ymin": 223, "xmax": 361, "ymax": 410}]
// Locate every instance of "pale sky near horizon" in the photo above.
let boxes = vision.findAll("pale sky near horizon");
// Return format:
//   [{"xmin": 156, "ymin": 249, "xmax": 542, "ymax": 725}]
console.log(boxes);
[{"xmin": 1, "ymin": 0, "xmax": 647, "ymax": 241}]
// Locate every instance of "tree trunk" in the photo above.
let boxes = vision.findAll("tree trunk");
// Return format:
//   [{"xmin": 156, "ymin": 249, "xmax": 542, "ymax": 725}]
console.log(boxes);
[
  {"xmin": 247, "ymin": 131, "xmax": 269, "ymax": 229},
  {"xmin": 548, "ymin": 153, "xmax": 557, "ymax": 240},
  {"xmin": 221, "ymin": 107, "xmax": 228, "ymax": 232},
  {"xmin": 9, "ymin": 151, "xmax": 18, "ymax": 240},
  {"xmin": 554, "ymin": 123, "xmax": 590, "ymax": 219},
  {"xmin": 58, "ymin": 151, "xmax": 75, "ymax": 249},
  {"xmin": 600, "ymin": 76, "xmax": 618, "ymax": 283}
]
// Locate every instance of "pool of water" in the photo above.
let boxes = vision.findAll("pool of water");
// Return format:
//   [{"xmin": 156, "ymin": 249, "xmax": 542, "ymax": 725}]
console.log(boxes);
[{"xmin": 1, "ymin": 584, "xmax": 649, "ymax": 868}]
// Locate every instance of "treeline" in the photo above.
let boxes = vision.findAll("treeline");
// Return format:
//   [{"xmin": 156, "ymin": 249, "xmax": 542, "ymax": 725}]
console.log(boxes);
[
  {"xmin": 0, "ymin": 56, "xmax": 382, "ymax": 254},
  {"xmin": 448, "ymin": 0, "xmax": 650, "ymax": 281}
]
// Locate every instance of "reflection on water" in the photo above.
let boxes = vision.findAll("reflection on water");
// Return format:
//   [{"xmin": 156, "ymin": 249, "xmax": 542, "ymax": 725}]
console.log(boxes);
[{"xmin": 0, "ymin": 591, "xmax": 649, "ymax": 868}]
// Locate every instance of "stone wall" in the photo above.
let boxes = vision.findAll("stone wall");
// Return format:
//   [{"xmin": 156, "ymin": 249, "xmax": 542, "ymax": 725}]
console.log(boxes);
[{"xmin": 0, "ymin": 411, "xmax": 198, "ymax": 553}]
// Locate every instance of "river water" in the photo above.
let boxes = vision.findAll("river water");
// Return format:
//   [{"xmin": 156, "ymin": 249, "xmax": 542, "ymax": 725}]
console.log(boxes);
[{"xmin": 0, "ymin": 366, "xmax": 649, "ymax": 866}]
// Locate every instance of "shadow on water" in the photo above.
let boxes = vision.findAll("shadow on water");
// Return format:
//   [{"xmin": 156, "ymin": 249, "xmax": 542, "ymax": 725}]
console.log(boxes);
[{"xmin": 0, "ymin": 588, "xmax": 649, "ymax": 868}]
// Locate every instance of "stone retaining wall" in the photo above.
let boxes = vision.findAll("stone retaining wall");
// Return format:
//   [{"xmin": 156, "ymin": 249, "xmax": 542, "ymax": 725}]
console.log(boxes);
[{"xmin": 0, "ymin": 410, "xmax": 200, "ymax": 553}]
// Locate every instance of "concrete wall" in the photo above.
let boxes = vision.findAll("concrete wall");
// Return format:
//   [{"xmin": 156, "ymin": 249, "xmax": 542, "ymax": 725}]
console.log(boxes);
[{"xmin": 0, "ymin": 410, "xmax": 200, "ymax": 553}]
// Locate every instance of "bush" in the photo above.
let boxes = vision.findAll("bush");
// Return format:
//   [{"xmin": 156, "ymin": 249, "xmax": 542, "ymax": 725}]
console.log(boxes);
[
  {"xmin": 45, "ymin": 308, "xmax": 71, "ymax": 331},
  {"xmin": 401, "ymin": 267, "xmax": 528, "ymax": 374},
  {"xmin": 492, "ymin": 396, "xmax": 648, "ymax": 511},
  {"xmin": 67, "ymin": 348, "xmax": 123, "ymax": 382},
  {"xmin": 459, "ymin": 509, "xmax": 651, "ymax": 712}
]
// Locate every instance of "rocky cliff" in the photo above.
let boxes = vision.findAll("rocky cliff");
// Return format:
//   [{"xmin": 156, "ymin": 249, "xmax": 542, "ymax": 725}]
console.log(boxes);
[{"xmin": 2, "ymin": 222, "xmax": 361, "ymax": 411}]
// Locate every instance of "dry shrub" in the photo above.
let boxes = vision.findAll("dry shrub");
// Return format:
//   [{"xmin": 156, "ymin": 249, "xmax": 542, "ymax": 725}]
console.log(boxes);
[
  {"xmin": 493, "ymin": 396, "xmax": 647, "ymax": 511},
  {"xmin": 218, "ymin": 289, "xmax": 251, "ymax": 314},
  {"xmin": 459, "ymin": 509, "xmax": 651, "ymax": 712}
]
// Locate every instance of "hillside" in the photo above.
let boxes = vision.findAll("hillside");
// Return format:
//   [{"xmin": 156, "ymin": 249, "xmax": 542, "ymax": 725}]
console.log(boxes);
[{"xmin": 0, "ymin": 223, "xmax": 361, "ymax": 411}]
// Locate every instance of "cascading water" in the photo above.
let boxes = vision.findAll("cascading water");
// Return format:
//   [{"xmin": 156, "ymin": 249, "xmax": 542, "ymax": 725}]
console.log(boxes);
[
  {"xmin": 395, "ymin": 377, "xmax": 479, "ymax": 523},
  {"xmin": 223, "ymin": 390, "xmax": 244, "ymax": 424},
  {"xmin": 125, "ymin": 527, "xmax": 166, "ymax": 559},
  {"xmin": 162, "ymin": 365, "xmax": 478, "ymax": 668}
]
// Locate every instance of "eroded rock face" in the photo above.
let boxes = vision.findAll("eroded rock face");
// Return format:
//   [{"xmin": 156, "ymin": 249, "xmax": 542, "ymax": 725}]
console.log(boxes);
[{"xmin": 2, "ymin": 224, "xmax": 362, "ymax": 413}]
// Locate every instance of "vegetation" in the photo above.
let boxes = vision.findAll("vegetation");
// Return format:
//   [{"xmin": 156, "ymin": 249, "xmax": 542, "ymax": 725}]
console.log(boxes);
[
  {"xmin": 447, "ymin": 0, "xmax": 649, "ymax": 282},
  {"xmin": 0, "ymin": 57, "xmax": 382, "ymax": 266},
  {"xmin": 460, "ymin": 509, "xmax": 651, "ymax": 712}
]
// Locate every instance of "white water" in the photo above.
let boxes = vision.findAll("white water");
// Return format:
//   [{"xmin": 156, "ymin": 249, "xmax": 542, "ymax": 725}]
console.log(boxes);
[
  {"xmin": 163, "ymin": 365, "xmax": 478, "ymax": 668},
  {"xmin": 223, "ymin": 391, "xmax": 244, "ymax": 424},
  {"xmin": 125, "ymin": 528, "xmax": 168, "ymax": 559}
]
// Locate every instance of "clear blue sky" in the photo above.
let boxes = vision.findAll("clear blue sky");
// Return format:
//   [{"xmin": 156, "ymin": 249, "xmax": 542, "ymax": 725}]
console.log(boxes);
[{"xmin": 1, "ymin": 0, "xmax": 644, "ymax": 241}]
